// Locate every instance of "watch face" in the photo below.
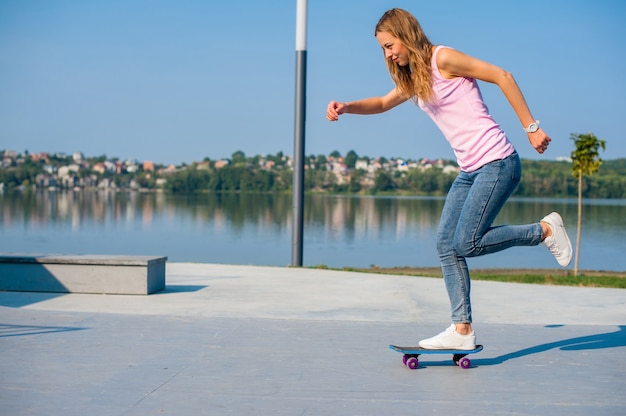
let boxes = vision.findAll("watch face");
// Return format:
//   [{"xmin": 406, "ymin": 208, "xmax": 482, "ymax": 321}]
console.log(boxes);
[{"xmin": 528, "ymin": 123, "xmax": 539, "ymax": 133}]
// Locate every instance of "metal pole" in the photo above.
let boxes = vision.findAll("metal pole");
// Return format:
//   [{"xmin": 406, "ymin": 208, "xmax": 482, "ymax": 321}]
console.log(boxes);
[{"xmin": 292, "ymin": 0, "xmax": 307, "ymax": 266}]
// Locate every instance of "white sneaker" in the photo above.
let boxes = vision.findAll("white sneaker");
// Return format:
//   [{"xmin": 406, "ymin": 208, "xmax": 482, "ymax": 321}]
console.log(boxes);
[
  {"xmin": 541, "ymin": 212, "xmax": 573, "ymax": 267},
  {"xmin": 418, "ymin": 324, "xmax": 476, "ymax": 350}
]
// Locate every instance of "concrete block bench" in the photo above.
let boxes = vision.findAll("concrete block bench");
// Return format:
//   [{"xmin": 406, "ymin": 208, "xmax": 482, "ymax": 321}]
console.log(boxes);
[{"xmin": 0, "ymin": 254, "xmax": 167, "ymax": 295}]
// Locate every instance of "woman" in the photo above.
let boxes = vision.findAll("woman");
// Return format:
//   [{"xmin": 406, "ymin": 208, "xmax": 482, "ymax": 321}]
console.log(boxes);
[{"xmin": 326, "ymin": 8, "xmax": 572, "ymax": 349}]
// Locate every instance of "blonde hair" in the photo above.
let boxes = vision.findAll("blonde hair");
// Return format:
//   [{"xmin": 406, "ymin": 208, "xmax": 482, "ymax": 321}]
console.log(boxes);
[{"xmin": 375, "ymin": 8, "xmax": 433, "ymax": 102}]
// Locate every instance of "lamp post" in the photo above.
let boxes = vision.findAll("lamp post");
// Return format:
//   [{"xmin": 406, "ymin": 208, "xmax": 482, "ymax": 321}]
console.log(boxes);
[{"xmin": 292, "ymin": 0, "xmax": 307, "ymax": 266}]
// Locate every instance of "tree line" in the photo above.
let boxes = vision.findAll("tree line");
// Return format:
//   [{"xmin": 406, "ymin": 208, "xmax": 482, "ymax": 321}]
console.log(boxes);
[
  {"xmin": 157, "ymin": 156, "xmax": 626, "ymax": 198},
  {"xmin": 2, "ymin": 150, "xmax": 625, "ymax": 199}
]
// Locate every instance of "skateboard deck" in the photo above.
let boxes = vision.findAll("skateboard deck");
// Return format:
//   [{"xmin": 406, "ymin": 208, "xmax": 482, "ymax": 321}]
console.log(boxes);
[{"xmin": 389, "ymin": 344, "xmax": 483, "ymax": 370}]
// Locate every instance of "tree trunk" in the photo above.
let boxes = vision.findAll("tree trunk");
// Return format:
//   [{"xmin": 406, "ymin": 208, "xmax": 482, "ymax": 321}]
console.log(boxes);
[{"xmin": 575, "ymin": 170, "xmax": 583, "ymax": 276}]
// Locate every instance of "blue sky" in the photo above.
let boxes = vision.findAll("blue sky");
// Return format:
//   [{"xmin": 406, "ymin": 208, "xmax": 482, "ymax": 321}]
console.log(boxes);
[{"xmin": 1, "ymin": 0, "xmax": 625, "ymax": 165}]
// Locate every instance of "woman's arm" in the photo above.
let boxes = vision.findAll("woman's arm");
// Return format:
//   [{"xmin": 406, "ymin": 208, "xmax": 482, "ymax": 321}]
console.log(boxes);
[
  {"xmin": 326, "ymin": 88, "xmax": 408, "ymax": 121},
  {"xmin": 436, "ymin": 48, "xmax": 552, "ymax": 154}
]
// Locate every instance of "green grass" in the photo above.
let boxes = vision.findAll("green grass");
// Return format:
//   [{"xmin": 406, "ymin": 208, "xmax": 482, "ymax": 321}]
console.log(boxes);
[
  {"xmin": 311, "ymin": 265, "xmax": 626, "ymax": 289},
  {"xmin": 468, "ymin": 271, "xmax": 625, "ymax": 288}
]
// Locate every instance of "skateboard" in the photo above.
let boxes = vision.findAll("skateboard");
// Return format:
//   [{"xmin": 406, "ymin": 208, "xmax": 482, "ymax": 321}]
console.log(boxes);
[{"xmin": 389, "ymin": 344, "xmax": 483, "ymax": 370}]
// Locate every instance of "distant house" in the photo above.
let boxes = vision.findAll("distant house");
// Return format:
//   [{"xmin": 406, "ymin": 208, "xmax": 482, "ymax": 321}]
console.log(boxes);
[
  {"xmin": 355, "ymin": 160, "xmax": 369, "ymax": 171},
  {"xmin": 143, "ymin": 161, "xmax": 155, "ymax": 172},
  {"xmin": 196, "ymin": 161, "xmax": 210, "ymax": 170},
  {"xmin": 72, "ymin": 152, "xmax": 83, "ymax": 162},
  {"xmin": 214, "ymin": 160, "xmax": 229, "ymax": 169},
  {"xmin": 31, "ymin": 152, "xmax": 49, "ymax": 163},
  {"xmin": 58, "ymin": 164, "xmax": 80, "ymax": 177},
  {"xmin": 93, "ymin": 163, "xmax": 106, "ymax": 174},
  {"xmin": 397, "ymin": 159, "xmax": 409, "ymax": 172},
  {"xmin": 443, "ymin": 165, "xmax": 460, "ymax": 175}
]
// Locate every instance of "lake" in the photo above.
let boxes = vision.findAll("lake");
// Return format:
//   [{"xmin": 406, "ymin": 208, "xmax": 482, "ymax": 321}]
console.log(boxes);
[{"xmin": 1, "ymin": 191, "xmax": 625, "ymax": 271}]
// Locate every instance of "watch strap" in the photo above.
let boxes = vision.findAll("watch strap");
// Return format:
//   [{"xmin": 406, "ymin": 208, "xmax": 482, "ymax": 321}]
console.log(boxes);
[{"xmin": 523, "ymin": 120, "xmax": 540, "ymax": 133}]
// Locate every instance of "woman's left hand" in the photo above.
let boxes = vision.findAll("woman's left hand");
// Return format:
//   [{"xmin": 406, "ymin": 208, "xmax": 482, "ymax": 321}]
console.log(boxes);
[{"xmin": 528, "ymin": 129, "xmax": 551, "ymax": 154}]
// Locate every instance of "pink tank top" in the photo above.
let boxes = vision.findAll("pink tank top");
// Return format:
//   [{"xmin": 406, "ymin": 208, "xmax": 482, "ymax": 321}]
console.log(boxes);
[{"xmin": 418, "ymin": 46, "xmax": 515, "ymax": 172}]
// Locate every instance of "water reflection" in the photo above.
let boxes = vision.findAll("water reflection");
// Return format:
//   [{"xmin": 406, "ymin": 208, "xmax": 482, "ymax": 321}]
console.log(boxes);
[{"xmin": 1, "ymin": 191, "xmax": 625, "ymax": 270}]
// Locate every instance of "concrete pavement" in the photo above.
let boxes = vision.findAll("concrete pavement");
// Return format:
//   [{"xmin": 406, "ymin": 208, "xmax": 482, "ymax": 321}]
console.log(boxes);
[{"xmin": 1, "ymin": 263, "xmax": 625, "ymax": 415}]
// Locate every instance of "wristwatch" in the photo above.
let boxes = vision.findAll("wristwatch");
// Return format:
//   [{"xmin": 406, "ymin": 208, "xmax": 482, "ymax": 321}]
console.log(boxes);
[{"xmin": 523, "ymin": 120, "xmax": 540, "ymax": 133}]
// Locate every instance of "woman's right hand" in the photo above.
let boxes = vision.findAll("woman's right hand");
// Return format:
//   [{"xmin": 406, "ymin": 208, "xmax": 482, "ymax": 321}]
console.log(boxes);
[{"xmin": 326, "ymin": 100, "xmax": 346, "ymax": 121}]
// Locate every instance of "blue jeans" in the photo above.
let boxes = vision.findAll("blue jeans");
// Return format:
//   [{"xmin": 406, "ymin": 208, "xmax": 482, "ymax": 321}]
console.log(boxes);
[{"xmin": 437, "ymin": 152, "xmax": 543, "ymax": 324}]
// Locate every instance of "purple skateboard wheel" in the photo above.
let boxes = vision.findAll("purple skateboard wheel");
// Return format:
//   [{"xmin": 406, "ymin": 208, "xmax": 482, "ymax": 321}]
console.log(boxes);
[
  {"xmin": 406, "ymin": 357, "xmax": 419, "ymax": 370},
  {"xmin": 458, "ymin": 357, "xmax": 471, "ymax": 369}
]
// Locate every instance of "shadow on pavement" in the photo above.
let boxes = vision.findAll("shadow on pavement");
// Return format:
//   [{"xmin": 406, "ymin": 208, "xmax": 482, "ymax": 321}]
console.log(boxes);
[
  {"xmin": 475, "ymin": 325, "xmax": 626, "ymax": 366},
  {"xmin": 156, "ymin": 285, "xmax": 207, "ymax": 294},
  {"xmin": 0, "ymin": 323, "xmax": 86, "ymax": 338}
]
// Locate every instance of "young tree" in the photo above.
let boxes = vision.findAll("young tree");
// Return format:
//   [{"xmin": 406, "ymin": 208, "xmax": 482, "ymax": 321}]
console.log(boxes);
[{"xmin": 570, "ymin": 133, "xmax": 606, "ymax": 276}]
